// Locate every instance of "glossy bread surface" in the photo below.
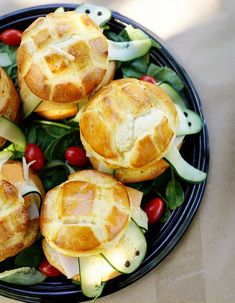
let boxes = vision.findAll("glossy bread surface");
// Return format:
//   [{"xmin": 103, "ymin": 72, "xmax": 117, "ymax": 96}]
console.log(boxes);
[
  {"xmin": 41, "ymin": 170, "xmax": 131, "ymax": 257},
  {"xmin": 80, "ymin": 78, "xmax": 179, "ymax": 170},
  {"xmin": 17, "ymin": 12, "xmax": 108, "ymax": 104}
]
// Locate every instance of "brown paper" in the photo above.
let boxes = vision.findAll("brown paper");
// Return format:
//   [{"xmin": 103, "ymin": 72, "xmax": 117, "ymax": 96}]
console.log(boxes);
[{"xmin": 0, "ymin": 0, "xmax": 235, "ymax": 302}]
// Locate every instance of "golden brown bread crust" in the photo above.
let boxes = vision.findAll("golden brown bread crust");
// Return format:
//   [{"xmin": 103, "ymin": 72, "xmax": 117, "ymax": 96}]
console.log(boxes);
[
  {"xmin": 17, "ymin": 12, "xmax": 109, "ymax": 104},
  {"xmin": 0, "ymin": 161, "xmax": 45, "ymax": 261},
  {"xmin": 0, "ymin": 180, "xmax": 28, "ymax": 261},
  {"xmin": 80, "ymin": 78, "xmax": 179, "ymax": 174},
  {"xmin": 41, "ymin": 170, "xmax": 131, "ymax": 257},
  {"xmin": 0, "ymin": 67, "xmax": 21, "ymax": 148},
  {"xmin": 89, "ymin": 137, "xmax": 184, "ymax": 183}
]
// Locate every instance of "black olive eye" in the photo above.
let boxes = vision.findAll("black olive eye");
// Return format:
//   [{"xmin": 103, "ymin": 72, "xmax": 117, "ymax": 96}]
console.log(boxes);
[
  {"xmin": 184, "ymin": 112, "xmax": 188, "ymax": 117},
  {"xmin": 97, "ymin": 11, "xmax": 102, "ymax": 16},
  {"xmin": 188, "ymin": 122, "xmax": 192, "ymax": 127},
  {"xmin": 135, "ymin": 250, "xmax": 140, "ymax": 256},
  {"xmin": 85, "ymin": 9, "xmax": 90, "ymax": 14},
  {"xmin": 125, "ymin": 260, "xmax": 130, "ymax": 267}
]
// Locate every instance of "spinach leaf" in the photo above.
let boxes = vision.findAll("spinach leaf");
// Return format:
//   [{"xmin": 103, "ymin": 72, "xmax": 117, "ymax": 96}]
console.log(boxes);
[
  {"xmin": 44, "ymin": 128, "xmax": 80, "ymax": 161},
  {"xmin": 0, "ymin": 42, "xmax": 17, "ymax": 85},
  {"xmin": 160, "ymin": 205, "xmax": 171, "ymax": 223},
  {"xmin": 122, "ymin": 66, "xmax": 142, "ymax": 78},
  {"xmin": 40, "ymin": 163, "xmax": 70, "ymax": 191},
  {"xmin": 165, "ymin": 169, "xmax": 184, "ymax": 210},
  {"xmin": 14, "ymin": 244, "xmax": 43, "ymax": 268},
  {"xmin": 147, "ymin": 63, "xmax": 184, "ymax": 91}
]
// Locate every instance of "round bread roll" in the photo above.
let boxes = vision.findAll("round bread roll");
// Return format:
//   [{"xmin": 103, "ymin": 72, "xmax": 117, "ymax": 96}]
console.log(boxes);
[
  {"xmin": 80, "ymin": 78, "xmax": 179, "ymax": 180},
  {"xmin": 0, "ymin": 161, "xmax": 45, "ymax": 261},
  {"xmin": 41, "ymin": 170, "xmax": 131, "ymax": 257},
  {"xmin": 0, "ymin": 67, "xmax": 21, "ymax": 148},
  {"xmin": 17, "ymin": 11, "xmax": 109, "ymax": 107}
]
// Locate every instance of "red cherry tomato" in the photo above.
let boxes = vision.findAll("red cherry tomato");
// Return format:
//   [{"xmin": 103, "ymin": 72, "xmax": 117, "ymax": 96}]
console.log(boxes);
[
  {"xmin": 144, "ymin": 197, "xmax": 165, "ymax": 224},
  {"xmin": 139, "ymin": 74, "xmax": 157, "ymax": 84},
  {"xmin": 25, "ymin": 143, "xmax": 45, "ymax": 171},
  {"xmin": 0, "ymin": 29, "xmax": 22, "ymax": 46},
  {"xmin": 65, "ymin": 146, "xmax": 89, "ymax": 167},
  {"xmin": 39, "ymin": 260, "xmax": 62, "ymax": 277}
]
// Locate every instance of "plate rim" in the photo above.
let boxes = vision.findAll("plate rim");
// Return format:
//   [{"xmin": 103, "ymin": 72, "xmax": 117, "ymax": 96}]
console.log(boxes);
[{"xmin": 0, "ymin": 4, "xmax": 210, "ymax": 303}]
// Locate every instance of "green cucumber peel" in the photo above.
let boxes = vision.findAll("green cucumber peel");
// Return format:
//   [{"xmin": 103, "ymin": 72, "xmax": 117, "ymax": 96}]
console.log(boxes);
[
  {"xmin": 101, "ymin": 220, "xmax": 147, "ymax": 274},
  {"xmin": 175, "ymin": 105, "xmax": 203, "ymax": 136},
  {"xmin": 75, "ymin": 3, "xmax": 112, "ymax": 27},
  {"xmin": 125, "ymin": 24, "xmax": 161, "ymax": 49},
  {"xmin": 108, "ymin": 39, "xmax": 152, "ymax": 62},
  {"xmin": 0, "ymin": 116, "xmax": 26, "ymax": 149},
  {"xmin": 164, "ymin": 146, "xmax": 207, "ymax": 183},
  {"xmin": 79, "ymin": 256, "xmax": 105, "ymax": 298},
  {"xmin": 22, "ymin": 99, "xmax": 42, "ymax": 119},
  {"xmin": 159, "ymin": 82, "xmax": 187, "ymax": 108}
]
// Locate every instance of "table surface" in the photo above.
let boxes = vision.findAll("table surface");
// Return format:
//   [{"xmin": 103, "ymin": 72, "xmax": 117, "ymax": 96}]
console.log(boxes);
[{"xmin": 0, "ymin": 1, "xmax": 235, "ymax": 303}]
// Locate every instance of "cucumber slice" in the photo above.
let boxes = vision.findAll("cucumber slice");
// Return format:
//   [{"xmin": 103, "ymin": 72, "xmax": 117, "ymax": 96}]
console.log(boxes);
[
  {"xmin": 54, "ymin": 7, "xmax": 65, "ymax": 13},
  {"xmin": 79, "ymin": 255, "xmax": 107, "ymax": 298},
  {"xmin": 75, "ymin": 3, "xmax": 112, "ymax": 26},
  {"xmin": 175, "ymin": 105, "xmax": 203, "ymax": 136},
  {"xmin": 0, "ymin": 267, "xmax": 46, "ymax": 285},
  {"xmin": 164, "ymin": 146, "xmax": 207, "ymax": 183},
  {"xmin": 22, "ymin": 99, "xmax": 42, "ymax": 119},
  {"xmin": 0, "ymin": 117, "xmax": 26, "ymax": 149},
  {"xmin": 131, "ymin": 207, "xmax": 148, "ymax": 233},
  {"xmin": 101, "ymin": 220, "xmax": 147, "ymax": 274},
  {"xmin": 125, "ymin": 24, "xmax": 149, "ymax": 41},
  {"xmin": 108, "ymin": 39, "xmax": 152, "ymax": 62},
  {"xmin": 159, "ymin": 82, "xmax": 187, "ymax": 109}
]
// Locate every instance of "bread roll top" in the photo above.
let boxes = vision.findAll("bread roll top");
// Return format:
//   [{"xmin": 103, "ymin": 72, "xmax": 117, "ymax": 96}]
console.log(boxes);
[
  {"xmin": 17, "ymin": 12, "xmax": 109, "ymax": 103},
  {"xmin": 80, "ymin": 78, "xmax": 179, "ymax": 168},
  {"xmin": 0, "ymin": 67, "xmax": 21, "ymax": 148},
  {"xmin": 0, "ymin": 161, "xmax": 44, "ymax": 261},
  {"xmin": 41, "ymin": 170, "xmax": 131, "ymax": 257}
]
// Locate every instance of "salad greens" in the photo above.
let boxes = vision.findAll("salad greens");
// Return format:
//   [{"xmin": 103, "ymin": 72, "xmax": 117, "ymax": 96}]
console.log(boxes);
[
  {"xmin": 0, "ymin": 5, "xmax": 196, "ymax": 295},
  {"xmin": 0, "ymin": 42, "xmax": 17, "ymax": 85}
]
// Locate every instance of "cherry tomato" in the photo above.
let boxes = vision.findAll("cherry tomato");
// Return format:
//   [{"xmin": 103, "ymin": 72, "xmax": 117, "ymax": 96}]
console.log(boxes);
[
  {"xmin": 65, "ymin": 146, "xmax": 89, "ymax": 167},
  {"xmin": 144, "ymin": 197, "xmax": 165, "ymax": 224},
  {"xmin": 39, "ymin": 260, "xmax": 62, "ymax": 277},
  {"xmin": 25, "ymin": 143, "xmax": 45, "ymax": 171},
  {"xmin": 139, "ymin": 74, "xmax": 157, "ymax": 84},
  {"xmin": 0, "ymin": 29, "xmax": 22, "ymax": 46}
]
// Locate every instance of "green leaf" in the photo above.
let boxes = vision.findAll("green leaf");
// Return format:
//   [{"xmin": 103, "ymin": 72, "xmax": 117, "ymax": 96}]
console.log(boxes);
[
  {"xmin": 160, "ymin": 206, "xmax": 171, "ymax": 223},
  {"xmin": 0, "ymin": 42, "xmax": 17, "ymax": 85},
  {"xmin": 165, "ymin": 177, "xmax": 184, "ymax": 210},
  {"xmin": 129, "ymin": 54, "xmax": 149, "ymax": 73},
  {"xmin": 40, "ymin": 164, "xmax": 70, "ymax": 191},
  {"xmin": 147, "ymin": 63, "xmax": 184, "ymax": 91},
  {"xmin": 0, "ymin": 267, "xmax": 46, "ymax": 285},
  {"xmin": 104, "ymin": 31, "xmax": 128, "ymax": 42},
  {"xmin": 14, "ymin": 244, "xmax": 43, "ymax": 268},
  {"xmin": 44, "ymin": 129, "xmax": 80, "ymax": 161},
  {"xmin": 122, "ymin": 66, "xmax": 142, "ymax": 78}
]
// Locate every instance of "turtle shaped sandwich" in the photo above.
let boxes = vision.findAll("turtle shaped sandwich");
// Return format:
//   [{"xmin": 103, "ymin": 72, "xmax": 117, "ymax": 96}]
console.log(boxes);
[
  {"xmin": 0, "ymin": 67, "xmax": 21, "ymax": 148},
  {"xmin": 0, "ymin": 157, "xmax": 44, "ymax": 262},
  {"xmin": 79, "ymin": 78, "xmax": 207, "ymax": 183},
  {"xmin": 41, "ymin": 169, "xmax": 147, "ymax": 298},
  {"xmin": 17, "ymin": 5, "xmax": 151, "ymax": 120}
]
